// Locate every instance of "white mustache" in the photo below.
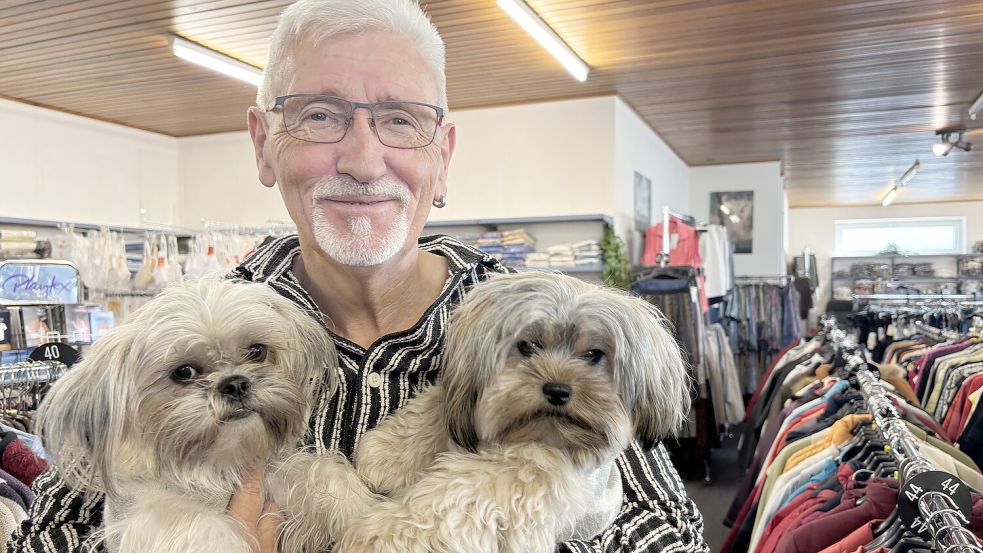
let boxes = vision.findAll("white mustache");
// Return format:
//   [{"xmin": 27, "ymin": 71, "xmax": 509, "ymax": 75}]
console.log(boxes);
[{"xmin": 312, "ymin": 176, "xmax": 412, "ymax": 205}]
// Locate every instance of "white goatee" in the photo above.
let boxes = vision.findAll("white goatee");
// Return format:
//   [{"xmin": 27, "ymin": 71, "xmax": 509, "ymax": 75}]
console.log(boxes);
[{"xmin": 311, "ymin": 175, "xmax": 413, "ymax": 267}]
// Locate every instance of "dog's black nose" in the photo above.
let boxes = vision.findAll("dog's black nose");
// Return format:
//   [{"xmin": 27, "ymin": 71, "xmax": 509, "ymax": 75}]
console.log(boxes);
[
  {"xmin": 219, "ymin": 375, "xmax": 252, "ymax": 402},
  {"xmin": 542, "ymin": 382, "xmax": 572, "ymax": 406}
]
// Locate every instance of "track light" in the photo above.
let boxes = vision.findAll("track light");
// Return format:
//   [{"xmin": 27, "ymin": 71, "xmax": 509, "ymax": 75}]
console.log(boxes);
[
  {"xmin": 933, "ymin": 141, "xmax": 954, "ymax": 157},
  {"xmin": 933, "ymin": 130, "xmax": 973, "ymax": 157},
  {"xmin": 881, "ymin": 187, "xmax": 898, "ymax": 207},
  {"xmin": 170, "ymin": 34, "xmax": 262, "ymax": 86},
  {"xmin": 899, "ymin": 159, "xmax": 920, "ymax": 186},
  {"xmin": 971, "ymin": 90, "xmax": 983, "ymax": 121},
  {"xmin": 881, "ymin": 159, "xmax": 919, "ymax": 207}
]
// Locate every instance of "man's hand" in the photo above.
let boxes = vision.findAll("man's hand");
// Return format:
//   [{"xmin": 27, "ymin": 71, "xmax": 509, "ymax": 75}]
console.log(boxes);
[{"xmin": 228, "ymin": 466, "xmax": 282, "ymax": 553}]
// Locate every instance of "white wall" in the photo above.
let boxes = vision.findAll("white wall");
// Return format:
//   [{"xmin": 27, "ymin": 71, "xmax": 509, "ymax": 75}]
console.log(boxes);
[
  {"xmin": 613, "ymin": 96, "xmax": 690, "ymax": 263},
  {"xmin": 174, "ymin": 96, "xmax": 619, "ymax": 231},
  {"xmin": 0, "ymin": 95, "xmax": 695, "ymax": 255},
  {"xmin": 439, "ymin": 96, "xmax": 615, "ymax": 222},
  {"xmin": 178, "ymin": 132, "xmax": 290, "ymax": 228},
  {"xmin": 789, "ymin": 200, "xmax": 983, "ymax": 313},
  {"xmin": 0, "ymin": 98, "xmax": 180, "ymax": 228},
  {"xmin": 689, "ymin": 162, "xmax": 785, "ymax": 276}
]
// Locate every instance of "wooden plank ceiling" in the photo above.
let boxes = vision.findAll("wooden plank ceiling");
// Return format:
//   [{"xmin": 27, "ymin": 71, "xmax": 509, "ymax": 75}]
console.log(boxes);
[{"xmin": 2, "ymin": 0, "xmax": 982, "ymax": 208}]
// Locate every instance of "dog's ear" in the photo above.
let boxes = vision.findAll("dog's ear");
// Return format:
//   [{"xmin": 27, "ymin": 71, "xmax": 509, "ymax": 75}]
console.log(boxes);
[
  {"xmin": 442, "ymin": 384, "xmax": 480, "ymax": 453},
  {"xmin": 37, "ymin": 324, "xmax": 137, "ymax": 496},
  {"xmin": 440, "ymin": 276, "xmax": 520, "ymax": 452},
  {"xmin": 266, "ymin": 288, "xmax": 339, "ymax": 406},
  {"xmin": 605, "ymin": 294, "xmax": 691, "ymax": 450}
]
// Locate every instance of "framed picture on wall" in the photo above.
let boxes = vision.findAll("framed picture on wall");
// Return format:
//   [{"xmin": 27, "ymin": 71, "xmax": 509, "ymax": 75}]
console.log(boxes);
[
  {"xmin": 634, "ymin": 171, "xmax": 652, "ymax": 233},
  {"xmin": 710, "ymin": 191, "xmax": 754, "ymax": 253}
]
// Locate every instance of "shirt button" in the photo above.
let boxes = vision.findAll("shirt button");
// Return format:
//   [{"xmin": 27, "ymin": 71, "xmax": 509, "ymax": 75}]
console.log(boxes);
[{"xmin": 367, "ymin": 372, "xmax": 382, "ymax": 388}]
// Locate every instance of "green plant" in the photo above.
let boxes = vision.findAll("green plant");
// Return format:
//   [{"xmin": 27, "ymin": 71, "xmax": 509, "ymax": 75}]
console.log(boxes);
[{"xmin": 601, "ymin": 223, "xmax": 632, "ymax": 290}]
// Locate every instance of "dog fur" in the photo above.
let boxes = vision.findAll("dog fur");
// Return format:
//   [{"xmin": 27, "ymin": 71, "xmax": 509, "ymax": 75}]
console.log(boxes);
[{"xmin": 272, "ymin": 272, "xmax": 690, "ymax": 553}]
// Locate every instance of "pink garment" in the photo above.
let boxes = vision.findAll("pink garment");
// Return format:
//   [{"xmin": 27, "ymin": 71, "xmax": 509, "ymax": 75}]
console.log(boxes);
[{"xmin": 641, "ymin": 217, "xmax": 709, "ymax": 311}]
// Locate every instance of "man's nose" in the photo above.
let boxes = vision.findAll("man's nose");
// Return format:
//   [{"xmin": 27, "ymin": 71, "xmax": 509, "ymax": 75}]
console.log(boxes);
[{"xmin": 335, "ymin": 113, "xmax": 387, "ymax": 184}]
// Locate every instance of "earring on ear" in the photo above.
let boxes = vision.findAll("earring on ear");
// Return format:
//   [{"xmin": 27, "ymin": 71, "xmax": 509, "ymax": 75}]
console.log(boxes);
[{"xmin": 432, "ymin": 195, "xmax": 447, "ymax": 208}]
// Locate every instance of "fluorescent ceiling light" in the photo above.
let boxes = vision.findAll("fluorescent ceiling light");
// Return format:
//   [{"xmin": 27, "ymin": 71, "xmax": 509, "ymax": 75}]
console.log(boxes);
[
  {"xmin": 719, "ymin": 204, "xmax": 731, "ymax": 215},
  {"xmin": 881, "ymin": 186, "xmax": 898, "ymax": 207},
  {"xmin": 728, "ymin": 214, "xmax": 741, "ymax": 224},
  {"xmin": 170, "ymin": 34, "xmax": 262, "ymax": 86},
  {"xmin": 971, "ymin": 90, "xmax": 983, "ymax": 120},
  {"xmin": 497, "ymin": 0, "xmax": 590, "ymax": 82},
  {"xmin": 898, "ymin": 160, "xmax": 920, "ymax": 186}
]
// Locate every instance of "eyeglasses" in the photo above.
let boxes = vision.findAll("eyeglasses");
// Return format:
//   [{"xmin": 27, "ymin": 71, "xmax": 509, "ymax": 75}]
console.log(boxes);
[{"xmin": 269, "ymin": 94, "xmax": 445, "ymax": 149}]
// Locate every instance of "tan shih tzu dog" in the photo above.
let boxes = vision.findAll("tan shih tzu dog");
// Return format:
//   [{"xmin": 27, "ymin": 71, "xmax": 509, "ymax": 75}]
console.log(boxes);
[
  {"xmin": 37, "ymin": 279, "xmax": 336, "ymax": 553},
  {"xmin": 273, "ymin": 272, "xmax": 691, "ymax": 553}
]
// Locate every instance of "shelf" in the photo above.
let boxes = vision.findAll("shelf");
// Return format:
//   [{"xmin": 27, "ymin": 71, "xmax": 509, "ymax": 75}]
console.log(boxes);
[
  {"xmin": 425, "ymin": 214, "xmax": 612, "ymax": 228},
  {"xmin": 517, "ymin": 266, "xmax": 604, "ymax": 274},
  {"xmin": 0, "ymin": 216, "xmax": 194, "ymax": 237}
]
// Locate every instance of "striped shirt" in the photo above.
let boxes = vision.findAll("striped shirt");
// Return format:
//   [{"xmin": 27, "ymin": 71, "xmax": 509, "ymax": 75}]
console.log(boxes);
[{"xmin": 9, "ymin": 234, "xmax": 708, "ymax": 553}]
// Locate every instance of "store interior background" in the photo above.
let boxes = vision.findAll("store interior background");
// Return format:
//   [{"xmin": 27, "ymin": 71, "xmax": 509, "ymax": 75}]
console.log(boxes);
[{"xmin": 2, "ymin": 2, "xmax": 983, "ymax": 550}]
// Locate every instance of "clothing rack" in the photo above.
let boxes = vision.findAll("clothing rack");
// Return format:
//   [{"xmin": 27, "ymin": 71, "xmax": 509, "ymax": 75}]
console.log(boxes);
[
  {"xmin": 854, "ymin": 294, "xmax": 978, "ymax": 302},
  {"xmin": 823, "ymin": 319, "xmax": 983, "ymax": 552},
  {"xmin": 658, "ymin": 206, "xmax": 698, "ymax": 268},
  {"xmin": 0, "ymin": 360, "xmax": 68, "ymax": 388},
  {"xmin": 914, "ymin": 320, "xmax": 963, "ymax": 342},
  {"xmin": 854, "ymin": 367, "xmax": 983, "ymax": 553},
  {"xmin": 852, "ymin": 293, "xmax": 982, "ymax": 311},
  {"xmin": 735, "ymin": 275, "xmax": 795, "ymax": 284}
]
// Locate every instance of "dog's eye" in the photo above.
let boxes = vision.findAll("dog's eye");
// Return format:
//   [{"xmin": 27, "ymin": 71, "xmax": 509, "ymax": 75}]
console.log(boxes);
[
  {"xmin": 171, "ymin": 365, "xmax": 200, "ymax": 383},
  {"xmin": 517, "ymin": 340, "xmax": 542, "ymax": 357},
  {"xmin": 581, "ymin": 350, "xmax": 605, "ymax": 365},
  {"xmin": 246, "ymin": 344, "xmax": 268, "ymax": 362}
]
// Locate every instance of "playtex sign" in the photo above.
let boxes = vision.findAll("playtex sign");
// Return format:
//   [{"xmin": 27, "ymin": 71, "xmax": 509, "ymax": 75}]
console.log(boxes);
[{"xmin": 0, "ymin": 261, "xmax": 80, "ymax": 305}]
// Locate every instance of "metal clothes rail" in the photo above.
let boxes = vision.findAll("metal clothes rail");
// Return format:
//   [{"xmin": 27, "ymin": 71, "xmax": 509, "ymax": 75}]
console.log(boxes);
[{"xmin": 822, "ymin": 317, "xmax": 983, "ymax": 552}]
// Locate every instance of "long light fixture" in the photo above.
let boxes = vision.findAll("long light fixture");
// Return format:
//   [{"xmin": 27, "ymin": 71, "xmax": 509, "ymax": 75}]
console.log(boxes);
[
  {"xmin": 881, "ymin": 186, "xmax": 898, "ymax": 207},
  {"xmin": 881, "ymin": 159, "xmax": 920, "ymax": 206},
  {"xmin": 170, "ymin": 34, "xmax": 262, "ymax": 86},
  {"xmin": 970, "ymin": 90, "xmax": 983, "ymax": 121},
  {"xmin": 899, "ymin": 159, "xmax": 920, "ymax": 186},
  {"xmin": 497, "ymin": 0, "xmax": 590, "ymax": 82}
]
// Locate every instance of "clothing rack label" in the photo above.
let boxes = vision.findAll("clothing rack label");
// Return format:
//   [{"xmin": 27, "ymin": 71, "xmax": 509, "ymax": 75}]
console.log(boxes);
[
  {"xmin": 898, "ymin": 470, "xmax": 973, "ymax": 540},
  {"xmin": 0, "ymin": 261, "xmax": 81, "ymax": 305},
  {"xmin": 28, "ymin": 343, "xmax": 79, "ymax": 368}
]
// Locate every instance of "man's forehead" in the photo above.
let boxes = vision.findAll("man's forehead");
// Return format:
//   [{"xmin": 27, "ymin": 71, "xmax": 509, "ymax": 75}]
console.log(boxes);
[{"xmin": 287, "ymin": 32, "xmax": 439, "ymax": 103}]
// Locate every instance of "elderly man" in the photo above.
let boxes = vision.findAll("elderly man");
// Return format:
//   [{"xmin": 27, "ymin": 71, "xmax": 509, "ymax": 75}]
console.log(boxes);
[{"xmin": 10, "ymin": 0, "xmax": 708, "ymax": 551}]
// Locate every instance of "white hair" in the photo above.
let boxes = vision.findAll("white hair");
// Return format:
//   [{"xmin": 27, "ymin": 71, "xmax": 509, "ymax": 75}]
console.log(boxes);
[{"xmin": 258, "ymin": 0, "xmax": 447, "ymax": 111}]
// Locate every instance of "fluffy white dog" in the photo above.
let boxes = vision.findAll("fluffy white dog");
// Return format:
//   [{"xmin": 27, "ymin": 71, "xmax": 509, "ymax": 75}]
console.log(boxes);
[
  {"xmin": 38, "ymin": 279, "xmax": 336, "ymax": 553},
  {"xmin": 273, "ymin": 272, "xmax": 691, "ymax": 553}
]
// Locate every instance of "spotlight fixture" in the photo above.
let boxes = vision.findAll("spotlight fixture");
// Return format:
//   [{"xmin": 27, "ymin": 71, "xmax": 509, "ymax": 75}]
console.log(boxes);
[
  {"xmin": 881, "ymin": 159, "xmax": 919, "ymax": 207},
  {"xmin": 497, "ymin": 0, "xmax": 590, "ymax": 82},
  {"xmin": 971, "ymin": 90, "xmax": 983, "ymax": 121},
  {"xmin": 170, "ymin": 34, "xmax": 262, "ymax": 86},
  {"xmin": 933, "ymin": 130, "xmax": 973, "ymax": 157}
]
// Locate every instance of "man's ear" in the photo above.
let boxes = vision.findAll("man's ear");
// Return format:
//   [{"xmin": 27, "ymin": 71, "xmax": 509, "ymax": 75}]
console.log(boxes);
[
  {"xmin": 433, "ymin": 122, "xmax": 456, "ymax": 201},
  {"xmin": 247, "ymin": 106, "xmax": 277, "ymax": 188}
]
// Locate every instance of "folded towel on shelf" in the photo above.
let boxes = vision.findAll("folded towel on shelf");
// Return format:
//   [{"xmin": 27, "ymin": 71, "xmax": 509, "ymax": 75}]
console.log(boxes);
[{"xmin": 0, "ymin": 230, "xmax": 37, "ymax": 242}]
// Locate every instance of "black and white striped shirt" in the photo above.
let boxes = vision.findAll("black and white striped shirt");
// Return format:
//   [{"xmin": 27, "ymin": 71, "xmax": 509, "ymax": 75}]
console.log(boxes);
[{"xmin": 9, "ymin": 234, "xmax": 708, "ymax": 553}]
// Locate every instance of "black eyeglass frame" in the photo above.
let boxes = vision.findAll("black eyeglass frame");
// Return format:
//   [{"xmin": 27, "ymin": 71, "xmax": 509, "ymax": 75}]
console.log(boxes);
[{"xmin": 268, "ymin": 94, "xmax": 446, "ymax": 149}]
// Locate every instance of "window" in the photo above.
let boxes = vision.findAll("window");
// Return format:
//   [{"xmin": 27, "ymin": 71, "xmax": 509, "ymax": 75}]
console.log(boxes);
[{"xmin": 834, "ymin": 217, "xmax": 967, "ymax": 257}]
